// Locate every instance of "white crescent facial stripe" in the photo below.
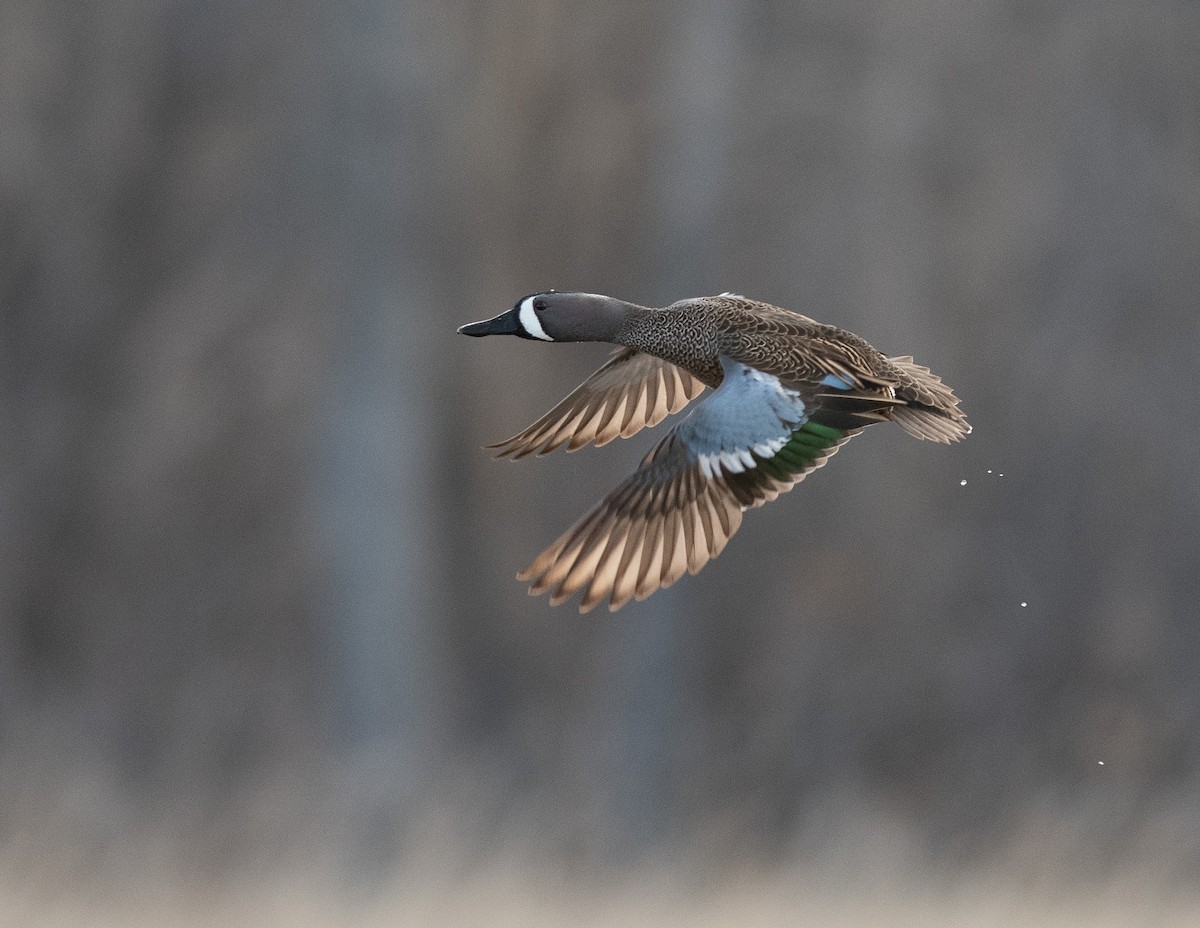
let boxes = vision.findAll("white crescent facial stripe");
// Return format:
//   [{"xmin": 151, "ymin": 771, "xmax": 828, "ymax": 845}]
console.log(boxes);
[{"xmin": 518, "ymin": 297, "xmax": 553, "ymax": 341}]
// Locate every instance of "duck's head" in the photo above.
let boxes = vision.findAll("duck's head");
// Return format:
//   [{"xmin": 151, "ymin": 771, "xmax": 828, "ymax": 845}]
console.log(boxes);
[{"xmin": 458, "ymin": 292, "xmax": 633, "ymax": 343}]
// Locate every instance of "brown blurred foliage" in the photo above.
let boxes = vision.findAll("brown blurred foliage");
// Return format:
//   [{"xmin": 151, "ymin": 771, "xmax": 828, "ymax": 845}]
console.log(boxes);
[{"xmin": 2, "ymin": 0, "xmax": 1199, "ymax": 901}]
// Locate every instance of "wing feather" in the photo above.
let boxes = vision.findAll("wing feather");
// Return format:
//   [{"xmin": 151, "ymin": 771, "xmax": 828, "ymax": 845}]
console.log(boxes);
[
  {"xmin": 517, "ymin": 359, "xmax": 869, "ymax": 611},
  {"xmin": 489, "ymin": 348, "xmax": 707, "ymax": 458}
]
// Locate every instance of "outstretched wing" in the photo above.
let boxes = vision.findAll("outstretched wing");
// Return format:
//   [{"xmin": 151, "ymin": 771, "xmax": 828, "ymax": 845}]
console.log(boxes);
[
  {"xmin": 488, "ymin": 348, "xmax": 708, "ymax": 459},
  {"xmin": 518, "ymin": 358, "xmax": 861, "ymax": 612}
]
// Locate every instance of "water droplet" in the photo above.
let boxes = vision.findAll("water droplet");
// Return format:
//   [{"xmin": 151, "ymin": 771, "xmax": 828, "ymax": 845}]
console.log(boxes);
[
  {"xmin": 960, "ymin": 479, "xmax": 967, "ymax": 486},
  {"xmin": 1098, "ymin": 761, "xmax": 1105, "ymax": 766},
  {"xmin": 1020, "ymin": 601, "xmax": 1027, "ymax": 607}
]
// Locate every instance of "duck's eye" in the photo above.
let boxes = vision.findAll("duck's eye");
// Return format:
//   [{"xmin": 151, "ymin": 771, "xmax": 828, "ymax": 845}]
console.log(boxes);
[{"xmin": 533, "ymin": 298, "xmax": 548, "ymax": 311}]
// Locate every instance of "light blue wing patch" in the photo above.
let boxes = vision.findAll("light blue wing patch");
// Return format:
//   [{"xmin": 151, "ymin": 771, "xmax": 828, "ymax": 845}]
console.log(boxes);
[
  {"xmin": 819, "ymin": 371, "xmax": 857, "ymax": 390},
  {"xmin": 674, "ymin": 357, "xmax": 808, "ymax": 479}
]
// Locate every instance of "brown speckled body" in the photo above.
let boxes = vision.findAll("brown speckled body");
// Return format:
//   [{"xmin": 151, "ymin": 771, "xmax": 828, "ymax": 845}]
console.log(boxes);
[{"xmin": 616, "ymin": 295, "xmax": 894, "ymax": 390}]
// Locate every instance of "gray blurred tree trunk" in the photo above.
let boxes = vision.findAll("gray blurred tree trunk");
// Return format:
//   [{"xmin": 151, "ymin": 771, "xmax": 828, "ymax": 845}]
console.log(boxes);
[
  {"xmin": 317, "ymin": 0, "xmax": 435, "ymax": 754},
  {"xmin": 312, "ymin": 4, "xmax": 450, "ymax": 862},
  {"xmin": 594, "ymin": 0, "xmax": 746, "ymax": 853}
]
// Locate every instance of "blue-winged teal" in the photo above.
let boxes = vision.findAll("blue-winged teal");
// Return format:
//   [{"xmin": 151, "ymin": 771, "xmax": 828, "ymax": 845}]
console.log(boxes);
[{"xmin": 459, "ymin": 292, "xmax": 970, "ymax": 612}]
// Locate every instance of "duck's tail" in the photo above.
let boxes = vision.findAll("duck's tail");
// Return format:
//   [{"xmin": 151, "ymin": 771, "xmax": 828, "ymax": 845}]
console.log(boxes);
[{"xmin": 886, "ymin": 356, "xmax": 972, "ymax": 443}]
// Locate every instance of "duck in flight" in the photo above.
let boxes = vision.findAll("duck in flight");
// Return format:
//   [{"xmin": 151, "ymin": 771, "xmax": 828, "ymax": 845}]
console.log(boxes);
[{"xmin": 459, "ymin": 292, "xmax": 970, "ymax": 613}]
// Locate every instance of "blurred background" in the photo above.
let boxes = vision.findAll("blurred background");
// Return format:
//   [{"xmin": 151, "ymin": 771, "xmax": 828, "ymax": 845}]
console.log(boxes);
[{"xmin": 3, "ymin": 0, "xmax": 1199, "ymax": 923}]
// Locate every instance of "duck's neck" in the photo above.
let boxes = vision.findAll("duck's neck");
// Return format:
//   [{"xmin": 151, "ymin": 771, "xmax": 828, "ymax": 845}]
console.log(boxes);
[{"xmin": 612, "ymin": 304, "xmax": 659, "ymax": 345}]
